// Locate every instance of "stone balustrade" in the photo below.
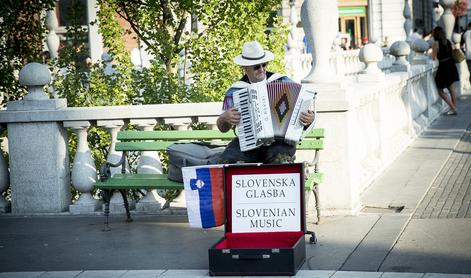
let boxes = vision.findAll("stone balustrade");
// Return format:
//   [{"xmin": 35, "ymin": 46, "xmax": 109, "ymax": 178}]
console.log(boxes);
[
  {"xmin": 285, "ymin": 46, "xmax": 398, "ymax": 84},
  {"xmin": 0, "ymin": 56, "xmax": 444, "ymax": 216}
]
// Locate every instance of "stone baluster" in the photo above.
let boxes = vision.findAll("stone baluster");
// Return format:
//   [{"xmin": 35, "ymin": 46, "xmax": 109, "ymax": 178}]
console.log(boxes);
[
  {"xmin": 65, "ymin": 121, "xmax": 101, "ymax": 214},
  {"xmin": 97, "ymin": 120, "xmax": 134, "ymax": 213},
  {"xmin": 199, "ymin": 116, "xmax": 219, "ymax": 130},
  {"xmin": 132, "ymin": 119, "xmax": 166, "ymax": 211},
  {"xmin": 390, "ymin": 41, "xmax": 411, "ymax": 72},
  {"xmin": 162, "ymin": 117, "xmax": 193, "ymax": 208},
  {"xmin": 45, "ymin": 9, "xmax": 60, "ymax": 60},
  {"xmin": 102, "ymin": 52, "xmax": 115, "ymax": 77},
  {"xmin": 433, "ymin": 0, "xmax": 444, "ymax": 28},
  {"xmin": 287, "ymin": 0, "xmax": 299, "ymax": 54},
  {"xmin": 45, "ymin": 8, "xmax": 60, "ymax": 99},
  {"xmin": 357, "ymin": 43, "xmax": 385, "ymax": 82},
  {"xmin": 300, "ymin": 0, "xmax": 339, "ymax": 84},
  {"xmin": 8, "ymin": 63, "xmax": 69, "ymax": 213},
  {"xmin": 331, "ymin": 44, "xmax": 346, "ymax": 78},
  {"xmin": 285, "ymin": 0, "xmax": 303, "ymax": 82},
  {"xmin": 164, "ymin": 118, "xmax": 192, "ymax": 130},
  {"xmin": 403, "ymin": 0, "xmax": 412, "ymax": 42},
  {"xmin": 411, "ymin": 39, "xmax": 431, "ymax": 65},
  {"xmin": 439, "ymin": 0, "xmax": 455, "ymax": 39},
  {"xmin": 0, "ymin": 127, "xmax": 10, "ymax": 213}
]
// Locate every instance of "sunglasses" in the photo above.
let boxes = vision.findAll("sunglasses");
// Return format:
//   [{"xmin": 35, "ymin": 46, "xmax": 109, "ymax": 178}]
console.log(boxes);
[{"xmin": 252, "ymin": 63, "xmax": 267, "ymax": 70}]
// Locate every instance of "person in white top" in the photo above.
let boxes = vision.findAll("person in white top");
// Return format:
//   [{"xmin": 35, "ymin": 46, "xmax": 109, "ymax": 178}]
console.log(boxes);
[{"xmin": 461, "ymin": 22, "xmax": 471, "ymax": 82}]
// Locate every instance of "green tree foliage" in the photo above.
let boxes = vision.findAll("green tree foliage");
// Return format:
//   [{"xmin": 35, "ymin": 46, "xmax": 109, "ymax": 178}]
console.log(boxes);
[
  {"xmin": 51, "ymin": 0, "xmax": 136, "ymax": 188},
  {"xmin": 0, "ymin": 0, "xmax": 55, "ymax": 107},
  {"xmin": 99, "ymin": 0, "xmax": 288, "ymax": 104}
]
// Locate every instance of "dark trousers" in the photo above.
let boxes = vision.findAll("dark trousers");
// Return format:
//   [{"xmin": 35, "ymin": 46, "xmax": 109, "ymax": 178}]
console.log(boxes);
[{"xmin": 217, "ymin": 138, "xmax": 296, "ymax": 164}]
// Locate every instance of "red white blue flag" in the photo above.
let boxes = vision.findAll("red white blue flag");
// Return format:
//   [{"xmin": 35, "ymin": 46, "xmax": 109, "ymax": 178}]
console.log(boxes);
[{"xmin": 182, "ymin": 165, "xmax": 225, "ymax": 228}]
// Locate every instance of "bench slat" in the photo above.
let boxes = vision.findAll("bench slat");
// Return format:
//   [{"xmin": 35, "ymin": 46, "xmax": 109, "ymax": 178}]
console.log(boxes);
[
  {"xmin": 116, "ymin": 139, "xmax": 323, "ymax": 152},
  {"xmin": 118, "ymin": 130, "xmax": 236, "ymax": 141},
  {"xmin": 95, "ymin": 174, "xmax": 183, "ymax": 190},
  {"xmin": 303, "ymin": 128, "xmax": 324, "ymax": 138},
  {"xmin": 118, "ymin": 128, "xmax": 324, "ymax": 141},
  {"xmin": 115, "ymin": 141, "xmax": 230, "ymax": 151},
  {"xmin": 296, "ymin": 139, "xmax": 324, "ymax": 150}
]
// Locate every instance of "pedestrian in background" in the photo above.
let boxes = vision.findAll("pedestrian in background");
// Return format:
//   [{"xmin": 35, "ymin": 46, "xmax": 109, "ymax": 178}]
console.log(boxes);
[
  {"xmin": 431, "ymin": 26, "xmax": 459, "ymax": 115},
  {"xmin": 460, "ymin": 22, "xmax": 471, "ymax": 82}
]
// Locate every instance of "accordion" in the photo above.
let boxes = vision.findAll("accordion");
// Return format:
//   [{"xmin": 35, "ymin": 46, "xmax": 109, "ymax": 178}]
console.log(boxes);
[{"xmin": 233, "ymin": 81, "xmax": 316, "ymax": 152}]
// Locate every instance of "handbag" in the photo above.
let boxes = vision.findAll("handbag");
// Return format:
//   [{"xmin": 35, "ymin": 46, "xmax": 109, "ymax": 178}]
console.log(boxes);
[
  {"xmin": 167, "ymin": 142, "xmax": 224, "ymax": 182},
  {"xmin": 451, "ymin": 48, "xmax": 465, "ymax": 63}
]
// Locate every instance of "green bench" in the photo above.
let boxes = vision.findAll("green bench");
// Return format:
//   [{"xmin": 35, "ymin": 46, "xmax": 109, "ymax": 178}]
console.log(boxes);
[{"xmin": 95, "ymin": 128, "xmax": 324, "ymax": 232}]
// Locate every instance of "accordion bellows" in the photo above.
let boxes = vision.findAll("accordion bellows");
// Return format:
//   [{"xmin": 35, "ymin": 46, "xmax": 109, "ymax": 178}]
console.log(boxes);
[{"xmin": 233, "ymin": 81, "xmax": 316, "ymax": 152}]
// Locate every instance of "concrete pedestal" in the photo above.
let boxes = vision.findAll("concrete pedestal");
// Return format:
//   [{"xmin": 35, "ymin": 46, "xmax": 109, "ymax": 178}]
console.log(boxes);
[{"xmin": 7, "ymin": 99, "xmax": 70, "ymax": 213}]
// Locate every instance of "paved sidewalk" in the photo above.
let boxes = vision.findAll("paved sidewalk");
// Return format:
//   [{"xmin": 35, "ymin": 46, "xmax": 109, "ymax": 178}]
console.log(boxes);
[
  {"xmin": 1, "ymin": 97, "xmax": 471, "ymax": 278},
  {"xmin": 0, "ymin": 269, "xmax": 470, "ymax": 277}
]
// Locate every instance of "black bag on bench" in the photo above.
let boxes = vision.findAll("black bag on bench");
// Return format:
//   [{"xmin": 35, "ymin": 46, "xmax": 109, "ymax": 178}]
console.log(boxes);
[{"xmin": 167, "ymin": 142, "xmax": 225, "ymax": 182}]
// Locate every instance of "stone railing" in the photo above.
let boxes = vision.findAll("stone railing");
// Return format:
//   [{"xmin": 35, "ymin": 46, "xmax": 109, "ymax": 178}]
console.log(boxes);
[
  {"xmin": 285, "ymin": 46, "xmax": 395, "ymax": 83},
  {"xmin": 0, "ymin": 55, "xmax": 444, "ymax": 216}
]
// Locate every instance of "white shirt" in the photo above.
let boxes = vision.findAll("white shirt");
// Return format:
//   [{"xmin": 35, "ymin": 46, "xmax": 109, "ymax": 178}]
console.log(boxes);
[{"xmin": 463, "ymin": 30, "xmax": 471, "ymax": 60}]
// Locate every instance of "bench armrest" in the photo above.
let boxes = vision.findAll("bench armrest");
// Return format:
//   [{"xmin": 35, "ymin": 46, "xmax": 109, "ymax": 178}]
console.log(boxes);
[{"xmin": 99, "ymin": 152, "xmax": 127, "ymax": 182}]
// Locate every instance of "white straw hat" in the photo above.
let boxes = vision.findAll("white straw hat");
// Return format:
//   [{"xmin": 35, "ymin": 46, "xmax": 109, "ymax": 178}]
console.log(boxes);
[{"xmin": 233, "ymin": 41, "xmax": 275, "ymax": 66}]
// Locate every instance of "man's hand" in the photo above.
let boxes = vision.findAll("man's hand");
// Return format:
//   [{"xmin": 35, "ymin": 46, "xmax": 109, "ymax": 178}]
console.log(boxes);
[
  {"xmin": 299, "ymin": 110, "xmax": 315, "ymax": 127},
  {"xmin": 217, "ymin": 108, "xmax": 241, "ymax": 132}
]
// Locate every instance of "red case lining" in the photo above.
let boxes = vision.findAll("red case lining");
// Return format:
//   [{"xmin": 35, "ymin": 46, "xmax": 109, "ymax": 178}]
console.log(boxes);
[{"xmin": 214, "ymin": 231, "xmax": 305, "ymax": 249}]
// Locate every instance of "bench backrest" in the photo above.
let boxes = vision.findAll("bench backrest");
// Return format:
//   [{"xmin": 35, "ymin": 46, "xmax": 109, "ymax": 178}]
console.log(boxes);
[{"xmin": 115, "ymin": 128, "xmax": 324, "ymax": 151}]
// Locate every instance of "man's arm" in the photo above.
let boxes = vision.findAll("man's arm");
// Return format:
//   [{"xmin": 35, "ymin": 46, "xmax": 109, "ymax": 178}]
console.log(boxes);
[
  {"xmin": 299, "ymin": 110, "xmax": 315, "ymax": 127},
  {"xmin": 217, "ymin": 108, "xmax": 241, "ymax": 133}
]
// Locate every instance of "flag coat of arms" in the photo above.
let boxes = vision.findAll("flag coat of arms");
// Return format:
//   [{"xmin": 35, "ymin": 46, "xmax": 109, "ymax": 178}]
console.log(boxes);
[{"xmin": 182, "ymin": 165, "xmax": 225, "ymax": 228}]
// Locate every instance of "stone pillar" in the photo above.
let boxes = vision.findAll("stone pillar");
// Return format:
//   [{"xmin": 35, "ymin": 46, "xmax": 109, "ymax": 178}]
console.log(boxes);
[
  {"xmin": 87, "ymin": 0, "xmax": 103, "ymax": 63},
  {"xmin": 367, "ymin": 0, "xmax": 376, "ymax": 43},
  {"xmin": 299, "ymin": 0, "xmax": 360, "ymax": 215},
  {"xmin": 97, "ymin": 120, "xmax": 134, "ymax": 213},
  {"xmin": 132, "ymin": 119, "xmax": 166, "ymax": 212},
  {"xmin": 389, "ymin": 41, "xmax": 411, "ymax": 72},
  {"xmin": 439, "ymin": 0, "xmax": 455, "ymax": 39},
  {"xmin": 65, "ymin": 121, "xmax": 101, "ymax": 214},
  {"xmin": 300, "ymin": 0, "xmax": 338, "ymax": 84},
  {"xmin": 0, "ymin": 127, "xmax": 10, "ymax": 212},
  {"xmin": 7, "ymin": 63, "xmax": 69, "ymax": 213}
]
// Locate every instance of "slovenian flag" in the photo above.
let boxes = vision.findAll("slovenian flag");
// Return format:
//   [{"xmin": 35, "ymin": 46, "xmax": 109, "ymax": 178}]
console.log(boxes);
[{"xmin": 182, "ymin": 165, "xmax": 225, "ymax": 228}]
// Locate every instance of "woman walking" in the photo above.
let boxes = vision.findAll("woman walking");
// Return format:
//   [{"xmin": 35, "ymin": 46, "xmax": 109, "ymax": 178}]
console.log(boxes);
[{"xmin": 432, "ymin": 26, "xmax": 459, "ymax": 115}]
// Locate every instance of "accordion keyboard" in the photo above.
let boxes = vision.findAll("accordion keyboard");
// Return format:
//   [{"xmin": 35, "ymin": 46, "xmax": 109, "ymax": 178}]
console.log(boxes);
[{"xmin": 233, "ymin": 88, "xmax": 258, "ymax": 151}]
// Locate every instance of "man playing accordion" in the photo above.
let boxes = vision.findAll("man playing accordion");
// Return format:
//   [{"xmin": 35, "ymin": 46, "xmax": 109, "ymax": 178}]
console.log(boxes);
[{"xmin": 216, "ymin": 41, "xmax": 315, "ymax": 164}]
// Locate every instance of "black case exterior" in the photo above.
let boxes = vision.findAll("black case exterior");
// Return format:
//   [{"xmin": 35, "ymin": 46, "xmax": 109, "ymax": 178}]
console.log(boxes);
[
  {"xmin": 208, "ymin": 163, "xmax": 306, "ymax": 276},
  {"xmin": 208, "ymin": 234, "xmax": 305, "ymax": 276}
]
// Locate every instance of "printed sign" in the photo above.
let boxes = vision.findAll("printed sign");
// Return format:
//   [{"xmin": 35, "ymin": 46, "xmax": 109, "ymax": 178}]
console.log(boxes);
[{"xmin": 231, "ymin": 173, "xmax": 301, "ymax": 233}]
